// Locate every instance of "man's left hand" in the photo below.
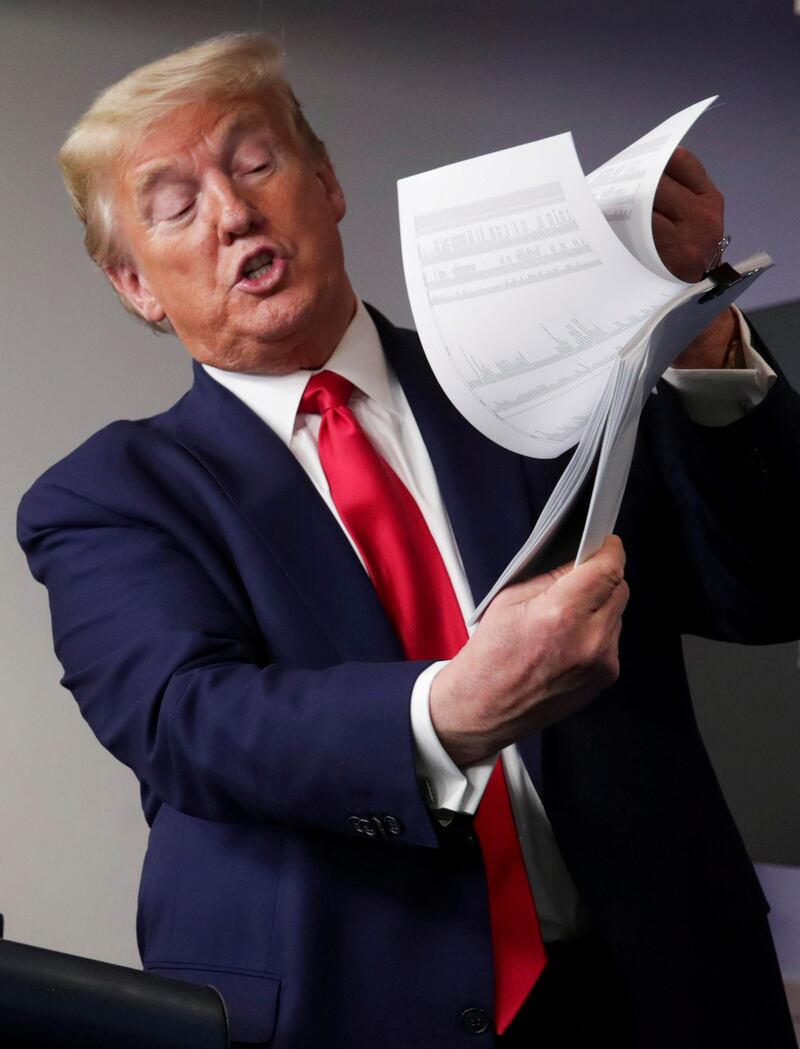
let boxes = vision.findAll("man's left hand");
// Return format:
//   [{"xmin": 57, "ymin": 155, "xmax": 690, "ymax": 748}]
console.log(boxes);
[
  {"xmin": 653, "ymin": 146, "xmax": 724, "ymax": 283},
  {"xmin": 653, "ymin": 147, "xmax": 736, "ymax": 369}
]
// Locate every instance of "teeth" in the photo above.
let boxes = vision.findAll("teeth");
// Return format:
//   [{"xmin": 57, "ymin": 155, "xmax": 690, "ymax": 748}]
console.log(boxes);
[
  {"xmin": 244, "ymin": 252, "xmax": 274, "ymax": 277},
  {"xmin": 247, "ymin": 263, "xmax": 273, "ymax": 280}
]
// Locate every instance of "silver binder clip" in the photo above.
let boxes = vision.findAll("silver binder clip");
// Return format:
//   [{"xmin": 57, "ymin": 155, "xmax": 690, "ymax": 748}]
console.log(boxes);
[{"xmin": 698, "ymin": 262, "xmax": 746, "ymax": 303}]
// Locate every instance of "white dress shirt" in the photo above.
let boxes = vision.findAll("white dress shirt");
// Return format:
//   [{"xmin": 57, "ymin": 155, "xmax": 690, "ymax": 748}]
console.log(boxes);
[{"xmin": 204, "ymin": 298, "xmax": 775, "ymax": 943}]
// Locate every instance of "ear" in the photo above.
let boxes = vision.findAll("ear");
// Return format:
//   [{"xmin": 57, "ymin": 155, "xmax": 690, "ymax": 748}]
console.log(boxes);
[
  {"xmin": 316, "ymin": 155, "xmax": 347, "ymax": 223},
  {"xmin": 104, "ymin": 261, "xmax": 167, "ymax": 325}
]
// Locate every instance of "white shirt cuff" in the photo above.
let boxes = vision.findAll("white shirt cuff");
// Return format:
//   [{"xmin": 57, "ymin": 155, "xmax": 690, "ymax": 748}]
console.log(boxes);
[
  {"xmin": 410, "ymin": 661, "xmax": 495, "ymax": 815},
  {"xmin": 662, "ymin": 306, "xmax": 776, "ymax": 426}
]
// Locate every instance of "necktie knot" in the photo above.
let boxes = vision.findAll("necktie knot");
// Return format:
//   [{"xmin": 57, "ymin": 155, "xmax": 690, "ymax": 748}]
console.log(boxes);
[{"xmin": 300, "ymin": 372, "xmax": 355, "ymax": 416}]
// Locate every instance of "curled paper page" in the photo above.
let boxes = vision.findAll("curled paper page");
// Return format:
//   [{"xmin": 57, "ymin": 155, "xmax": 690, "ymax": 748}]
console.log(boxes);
[
  {"xmin": 398, "ymin": 133, "xmax": 678, "ymax": 459},
  {"xmin": 398, "ymin": 99, "xmax": 716, "ymax": 459},
  {"xmin": 587, "ymin": 96, "xmax": 717, "ymax": 281}
]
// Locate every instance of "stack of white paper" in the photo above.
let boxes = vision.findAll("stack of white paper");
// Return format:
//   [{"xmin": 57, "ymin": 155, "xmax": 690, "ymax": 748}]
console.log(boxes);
[{"xmin": 397, "ymin": 98, "xmax": 770, "ymax": 620}]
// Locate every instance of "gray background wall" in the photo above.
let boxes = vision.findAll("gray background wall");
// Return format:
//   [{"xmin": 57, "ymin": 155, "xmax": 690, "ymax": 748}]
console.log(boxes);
[{"xmin": 1, "ymin": 0, "xmax": 798, "ymax": 969}]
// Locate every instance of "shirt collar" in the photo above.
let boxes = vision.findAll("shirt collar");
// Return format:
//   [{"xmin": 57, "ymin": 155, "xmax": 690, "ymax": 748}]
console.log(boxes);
[{"xmin": 202, "ymin": 299, "xmax": 401, "ymax": 446}]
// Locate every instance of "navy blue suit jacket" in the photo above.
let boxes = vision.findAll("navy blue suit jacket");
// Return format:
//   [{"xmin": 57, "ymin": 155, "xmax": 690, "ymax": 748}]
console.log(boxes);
[{"xmin": 18, "ymin": 308, "xmax": 800, "ymax": 1047}]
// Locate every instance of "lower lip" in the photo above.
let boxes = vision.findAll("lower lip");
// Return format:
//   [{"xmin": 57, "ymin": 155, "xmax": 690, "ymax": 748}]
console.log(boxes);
[{"xmin": 236, "ymin": 256, "xmax": 287, "ymax": 295}]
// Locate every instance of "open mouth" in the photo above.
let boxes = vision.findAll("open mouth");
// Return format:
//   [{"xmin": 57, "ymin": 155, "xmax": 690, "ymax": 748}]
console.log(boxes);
[
  {"xmin": 243, "ymin": 251, "xmax": 275, "ymax": 281},
  {"xmin": 236, "ymin": 248, "xmax": 287, "ymax": 293}
]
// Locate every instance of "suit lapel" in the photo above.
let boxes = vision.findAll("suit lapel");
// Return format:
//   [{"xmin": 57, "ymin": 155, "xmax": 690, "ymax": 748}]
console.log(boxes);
[{"xmin": 169, "ymin": 361, "xmax": 405, "ymax": 663}]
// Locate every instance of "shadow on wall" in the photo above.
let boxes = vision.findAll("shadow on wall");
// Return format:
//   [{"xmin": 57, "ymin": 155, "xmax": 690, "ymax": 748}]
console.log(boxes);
[{"xmin": 748, "ymin": 300, "xmax": 800, "ymax": 387}]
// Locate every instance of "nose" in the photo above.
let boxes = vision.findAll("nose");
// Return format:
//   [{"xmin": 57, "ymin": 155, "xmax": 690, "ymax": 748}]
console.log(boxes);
[{"xmin": 210, "ymin": 175, "xmax": 263, "ymax": 244}]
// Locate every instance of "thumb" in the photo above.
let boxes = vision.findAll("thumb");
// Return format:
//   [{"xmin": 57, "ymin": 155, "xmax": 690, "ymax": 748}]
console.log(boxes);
[
  {"xmin": 505, "ymin": 559, "xmax": 575, "ymax": 604},
  {"xmin": 550, "ymin": 536, "xmax": 626, "ymax": 614}
]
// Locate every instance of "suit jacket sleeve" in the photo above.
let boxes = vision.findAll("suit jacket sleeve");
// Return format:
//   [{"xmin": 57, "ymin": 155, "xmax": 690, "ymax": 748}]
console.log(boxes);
[
  {"xmin": 638, "ymin": 325, "xmax": 800, "ymax": 642},
  {"xmin": 17, "ymin": 443, "xmax": 442, "ymax": 847}
]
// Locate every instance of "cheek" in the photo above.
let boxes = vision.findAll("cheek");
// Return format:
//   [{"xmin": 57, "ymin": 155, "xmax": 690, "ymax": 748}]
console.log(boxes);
[
  {"xmin": 299, "ymin": 210, "xmax": 344, "ymax": 264},
  {"xmin": 154, "ymin": 248, "xmax": 217, "ymax": 304}
]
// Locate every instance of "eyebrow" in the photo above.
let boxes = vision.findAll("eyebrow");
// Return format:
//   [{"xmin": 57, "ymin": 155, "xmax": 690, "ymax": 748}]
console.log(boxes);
[
  {"xmin": 219, "ymin": 110, "xmax": 275, "ymax": 142},
  {"xmin": 132, "ymin": 111, "xmax": 276, "ymax": 205},
  {"xmin": 134, "ymin": 166, "xmax": 188, "ymax": 202}
]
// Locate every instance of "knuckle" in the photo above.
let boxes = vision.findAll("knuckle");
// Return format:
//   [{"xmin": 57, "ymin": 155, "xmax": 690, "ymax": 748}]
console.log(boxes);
[
  {"xmin": 686, "ymin": 244, "xmax": 707, "ymax": 269},
  {"xmin": 606, "ymin": 564, "xmax": 624, "ymax": 587},
  {"xmin": 708, "ymin": 183, "xmax": 723, "ymax": 204},
  {"xmin": 596, "ymin": 562, "xmax": 624, "ymax": 593},
  {"xmin": 536, "ymin": 599, "xmax": 567, "ymax": 636}
]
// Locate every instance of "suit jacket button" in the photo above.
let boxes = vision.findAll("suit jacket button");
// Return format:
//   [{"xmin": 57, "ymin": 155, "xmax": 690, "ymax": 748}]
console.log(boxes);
[
  {"xmin": 460, "ymin": 1007, "xmax": 490, "ymax": 1034},
  {"xmin": 382, "ymin": 815, "xmax": 404, "ymax": 836},
  {"xmin": 348, "ymin": 816, "xmax": 372, "ymax": 836}
]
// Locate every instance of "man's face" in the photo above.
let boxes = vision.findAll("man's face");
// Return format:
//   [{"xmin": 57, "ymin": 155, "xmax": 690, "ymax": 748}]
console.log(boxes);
[{"xmin": 107, "ymin": 94, "xmax": 355, "ymax": 373}]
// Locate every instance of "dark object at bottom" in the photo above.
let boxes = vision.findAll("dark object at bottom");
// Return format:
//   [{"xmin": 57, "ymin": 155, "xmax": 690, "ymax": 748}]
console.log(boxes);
[
  {"xmin": 0, "ymin": 937, "xmax": 229, "ymax": 1049},
  {"xmin": 498, "ymin": 932, "xmax": 632, "ymax": 1047}
]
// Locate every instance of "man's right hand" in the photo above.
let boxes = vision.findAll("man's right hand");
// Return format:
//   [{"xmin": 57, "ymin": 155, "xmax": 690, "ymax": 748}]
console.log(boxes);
[{"xmin": 429, "ymin": 535, "xmax": 629, "ymax": 767}]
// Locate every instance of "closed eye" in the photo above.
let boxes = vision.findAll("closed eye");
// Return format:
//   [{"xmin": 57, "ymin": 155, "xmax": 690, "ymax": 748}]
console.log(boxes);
[
  {"xmin": 149, "ymin": 189, "xmax": 196, "ymax": 224},
  {"xmin": 167, "ymin": 201, "xmax": 195, "ymax": 221},
  {"xmin": 234, "ymin": 157, "xmax": 275, "ymax": 178}
]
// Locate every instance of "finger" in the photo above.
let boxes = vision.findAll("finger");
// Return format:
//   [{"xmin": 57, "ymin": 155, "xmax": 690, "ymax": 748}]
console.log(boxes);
[
  {"xmin": 593, "ymin": 595, "xmax": 626, "ymax": 661},
  {"xmin": 581, "ymin": 594, "xmax": 627, "ymax": 668},
  {"xmin": 606, "ymin": 616, "xmax": 624, "ymax": 670},
  {"xmin": 595, "ymin": 613, "xmax": 624, "ymax": 670},
  {"xmin": 551, "ymin": 536, "xmax": 627, "ymax": 614},
  {"xmin": 653, "ymin": 173, "xmax": 695, "ymax": 223},
  {"xmin": 502, "ymin": 560, "xmax": 575, "ymax": 605},
  {"xmin": 663, "ymin": 146, "xmax": 713, "ymax": 195},
  {"xmin": 610, "ymin": 616, "xmax": 623, "ymax": 648},
  {"xmin": 590, "ymin": 534, "xmax": 626, "ymax": 566},
  {"xmin": 651, "ymin": 211, "xmax": 677, "ymax": 241},
  {"xmin": 584, "ymin": 562, "xmax": 629, "ymax": 621},
  {"xmin": 605, "ymin": 577, "xmax": 630, "ymax": 621}
]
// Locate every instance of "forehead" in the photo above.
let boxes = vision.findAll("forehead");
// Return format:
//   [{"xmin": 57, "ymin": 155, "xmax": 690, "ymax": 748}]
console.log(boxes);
[{"xmin": 118, "ymin": 94, "xmax": 295, "ymax": 192}]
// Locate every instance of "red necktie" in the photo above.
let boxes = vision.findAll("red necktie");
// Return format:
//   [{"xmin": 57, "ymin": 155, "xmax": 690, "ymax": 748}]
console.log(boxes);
[{"xmin": 300, "ymin": 371, "xmax": 547, "ymax": 1033}]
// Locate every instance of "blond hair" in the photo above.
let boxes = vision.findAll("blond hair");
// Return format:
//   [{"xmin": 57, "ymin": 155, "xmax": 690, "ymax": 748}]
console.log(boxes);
[{"xmin": 58, "ymin": 32, "xmax": 325, "ymax": 331}]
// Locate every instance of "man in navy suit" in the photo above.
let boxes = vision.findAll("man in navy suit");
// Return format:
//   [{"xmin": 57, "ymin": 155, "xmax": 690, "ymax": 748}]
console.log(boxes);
[{"xmin": 19, "ymin": 33, "xmax": 799, "ymax": 1048}]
